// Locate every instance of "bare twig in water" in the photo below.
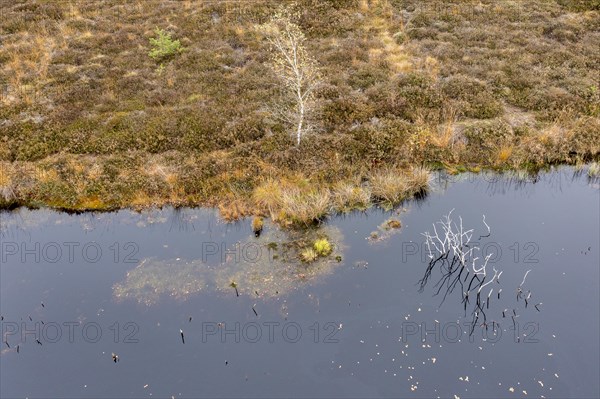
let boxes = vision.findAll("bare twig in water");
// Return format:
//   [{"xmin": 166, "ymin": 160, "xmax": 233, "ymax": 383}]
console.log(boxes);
[
  {"xmin": 520, "ymin": 269, "xmax": 532, "ymax": 287},
  {"xmin": 478, "ymin": 214, "xmax": 491, "ymax": 239},
  {"xmin": 420, "ymin": 211, "xmax": 503, "ymax": 334}
]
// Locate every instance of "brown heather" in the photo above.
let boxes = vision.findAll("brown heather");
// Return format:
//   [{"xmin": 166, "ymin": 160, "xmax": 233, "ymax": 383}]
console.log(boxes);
[{"xmin": 0, "ymin": 0, "xmax": 598, "ymax": 222}]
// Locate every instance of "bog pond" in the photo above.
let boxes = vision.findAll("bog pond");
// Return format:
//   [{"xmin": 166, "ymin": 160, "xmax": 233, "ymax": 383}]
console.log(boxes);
[{"xmin": 1, "ymin": 167, "xmax": 599, "ymax": 398}]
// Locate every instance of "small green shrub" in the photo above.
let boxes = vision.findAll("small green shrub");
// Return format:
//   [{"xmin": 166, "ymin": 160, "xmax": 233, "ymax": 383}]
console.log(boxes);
[
  {"xmin": 148, "ymin": 28, "xmax": 183, "ymax": 61},
  {"xmin": 313, "ymin": 238, "xmax": 332, "ymax": 256},
  {"xmin": 393, "ymin": 31, "xmax": 407, "ymax": 44}
]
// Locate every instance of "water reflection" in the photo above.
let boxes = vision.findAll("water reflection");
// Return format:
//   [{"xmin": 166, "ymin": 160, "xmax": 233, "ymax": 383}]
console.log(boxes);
[
  {"xmin": 431, "ymin": 167, "xmax": 598, "ymax": 199},
  {"xmin": 1, "ymin": 166, "xmax": 598, "ymax": 398},
  {"xmin": 113, "ymin": 258, "xmax": 208, "ymax": 305},
  {"xmin": 418, "ymin": 210, "xmax": 501, "ymax": 333},
  {"xmin": 214, "ymin": 223, "xmax": 345, "ymax": 298},
  {"xmin": 416, "ymin": 209, "xmax": 546, "ymax": 339},
  {"xmin": 111, "ymin": 221, "xmax": 346, "ymax": 304}
]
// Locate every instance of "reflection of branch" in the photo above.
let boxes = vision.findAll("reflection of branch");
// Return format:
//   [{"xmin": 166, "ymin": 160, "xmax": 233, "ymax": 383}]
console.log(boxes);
[
  {"xmin": 517, "ymin": 269, "xmax": 532, "ymax": 302},
  {"xmin": 420, "ymin": 212, "xmax": 503, "ymax": 334},
  {"xmin": 520, "ymin": 269, "xmax": 532, "ymax": 287},
  {"xmin": 478, "ymin": 214, "xmax": 491, "ymax": 239},
  {"xmin": 420, "ymin": 213, "xmax": 541, "ymax": 336}
]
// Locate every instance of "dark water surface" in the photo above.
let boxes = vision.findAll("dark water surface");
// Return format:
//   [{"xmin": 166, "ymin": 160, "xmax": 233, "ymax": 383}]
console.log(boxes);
[{"xmin": 1, "ymin": 168, "xmax": 599, "ymax": 398}]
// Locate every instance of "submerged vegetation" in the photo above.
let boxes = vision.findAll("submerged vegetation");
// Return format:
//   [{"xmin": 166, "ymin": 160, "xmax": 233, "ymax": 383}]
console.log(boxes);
[
  {"xmin": 113, "ymin": 257, "xmax": 207, "ymax": 306},
  {"xmin": 300, "ymin": 247, "xmax": 319, "ymax": 263},
  {"xmin": 0, "ymin": 0, "xmax": 598, "ymax": 219},
  {"xmin": 313, "ymin": 238, "xmax": 332, "ymax": 257},
  {"xmin": 215, "ymin": 222, "xmax": 345, "ymax": 298},
  {"xmin": 112, "ymin": 221, "xmax": 344, "ymax": 304},
  {"xmin": 368, "ymin": 215, "xmax": 404, "ymax": 244}
]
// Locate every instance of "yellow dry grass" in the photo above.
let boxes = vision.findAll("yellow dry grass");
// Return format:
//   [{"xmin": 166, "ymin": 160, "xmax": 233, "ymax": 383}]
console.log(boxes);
[
  {"xmin": 332, "ymin": 182, "xmax": 371, "ymax": 212},
  {"xmin": 36, "ymin": 168, "xmax": 59, "ymax": 184},
  {"xmin": 497, "ymin": 146, "xmax": 513, "ymax": 163},
  {"xmin": 370, "ymin": 167, "xmax": 430, "ymax": 206},
  {"xmin": 77, "ymin": 196, "xmax": 107, "ymax": 210},
  {"xmin": 0, "ymin": 164, "xmax": 11, "ymax": 187},
  {"xmin": 430, "ymin": 115, "xmax": 458, "ymax": 149},
  {"xmin": 218, "ymin": 199, "xmax": 253, "ymax": 221},
  {"xmin": 252, "ymin": 177, "xmax": 332, "ymax": 225},
  {"xmin": 2, "ymin": 30, "xmax": 58, "ymax": 105},
  {"xmin": 361, "ymin": 0, "xmax": 412, "ymax": 73}
]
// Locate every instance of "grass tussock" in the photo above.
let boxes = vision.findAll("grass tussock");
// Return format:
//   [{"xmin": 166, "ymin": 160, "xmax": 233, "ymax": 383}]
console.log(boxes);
[
  {"xmin": 369, "ymin": 167, "xmax": 431, "ymax": 207},
  {"xmin": 369, "ymin": 169, "xmax": 411, "ymax": 205},
  {"xmin": 253, "ymin": 177, "xmax": 331, "ymax": 226},
  {"xmin": 300, "ymin": 248, "xmax": 319, "ymax": 263},
  {"xmin": 300, "ymin": 237, "xmax": 332, "ymax": 263},
  {"xmin": 249, "ymin": 167, "xmax": 430, "ymax": 226},
  {"xmin": 331, "ymin": 182, "xmax": 371, "ymax": 212},
  {"xmin": 251, "ymin": 216, "xmax": 264, "ymax": 236},
  {"xmin": 278, "ymin": 187, "xmax": 332, "ymax": 226}
]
